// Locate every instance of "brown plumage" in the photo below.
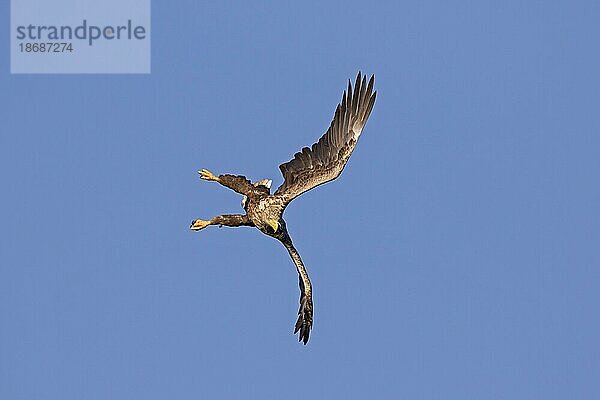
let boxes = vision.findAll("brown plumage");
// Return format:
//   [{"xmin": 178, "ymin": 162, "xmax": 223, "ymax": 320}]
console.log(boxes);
[{"xmin": 191, "ymin": 72, "xmax": 377, "ymax": 344}]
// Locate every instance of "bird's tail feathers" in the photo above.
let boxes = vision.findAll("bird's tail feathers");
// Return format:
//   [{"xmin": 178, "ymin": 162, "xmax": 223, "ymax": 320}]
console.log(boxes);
[{"xmin": 241, "ymin": 179, "xmax": 273, "ymax": 208}]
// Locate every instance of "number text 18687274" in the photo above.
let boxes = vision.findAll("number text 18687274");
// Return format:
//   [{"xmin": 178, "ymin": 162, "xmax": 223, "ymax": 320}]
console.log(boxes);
[{"xmin": 19, "ymin": 43, "xmax": 73, "ymax": 53}]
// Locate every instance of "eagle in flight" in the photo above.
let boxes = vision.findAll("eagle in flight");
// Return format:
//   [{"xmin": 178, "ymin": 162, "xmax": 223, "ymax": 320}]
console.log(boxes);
[{"xmin": 191, "ymin": 72, "xmax": 377, "ymax": 344}]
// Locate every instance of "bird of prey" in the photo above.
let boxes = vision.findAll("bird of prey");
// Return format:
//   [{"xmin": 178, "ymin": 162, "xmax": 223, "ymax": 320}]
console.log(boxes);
[{"xmin": 190, "ymin": 72, "xmax": 377, "ymax": 344}]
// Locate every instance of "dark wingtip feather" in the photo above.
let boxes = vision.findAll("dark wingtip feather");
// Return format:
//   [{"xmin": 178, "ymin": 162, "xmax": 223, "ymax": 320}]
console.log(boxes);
[
  {"xmin": 367, "ymin": 74, "xmax": 375, "ymax": 96},
  {"xmin": 294, "ymin": 295, "xmax": 313, "ymax": 345}
]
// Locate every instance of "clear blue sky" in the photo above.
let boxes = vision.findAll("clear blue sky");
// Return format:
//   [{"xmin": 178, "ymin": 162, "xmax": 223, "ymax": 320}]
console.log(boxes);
[{"xmin": 1, "ymin": 1, "xmax": 599, "ymax": 399}]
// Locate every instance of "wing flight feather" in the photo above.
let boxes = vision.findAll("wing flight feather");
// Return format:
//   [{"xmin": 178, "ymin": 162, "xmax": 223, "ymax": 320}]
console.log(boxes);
[{"xmin": 275, "ymin": 72, "xmax": 376, "ymax": 204}]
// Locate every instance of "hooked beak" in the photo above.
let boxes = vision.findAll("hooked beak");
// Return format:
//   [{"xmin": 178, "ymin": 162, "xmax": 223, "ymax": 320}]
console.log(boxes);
[{"xmin": 267, "ymin": 219, "xmax": 279, "ymax": 232}]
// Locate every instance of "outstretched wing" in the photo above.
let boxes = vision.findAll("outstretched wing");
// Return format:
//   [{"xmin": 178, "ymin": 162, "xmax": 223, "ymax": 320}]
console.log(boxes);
[
  {"xmin": 281, "ymin": 239, "xmax": 314, "ymax": 345},
  {"xmin": 274, "ymin": 72, "xmax": 377, "ymax": 204}
]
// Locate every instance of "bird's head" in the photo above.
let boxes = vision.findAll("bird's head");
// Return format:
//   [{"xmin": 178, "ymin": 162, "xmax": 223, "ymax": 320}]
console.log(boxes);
[
  {"xmin": 266, "ymin": 219, "xmax": 279, "ymax": 233},
  {"xmin": 265, "ymin": 218, "xmax": 288, "ymax": 239}
]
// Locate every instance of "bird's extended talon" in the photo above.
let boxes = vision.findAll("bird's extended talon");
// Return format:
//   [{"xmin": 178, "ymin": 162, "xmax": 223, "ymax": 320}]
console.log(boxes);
[
  {"xmin": 198, "ymin": 169, "xmax": 218, "ymax": 181},
  {"xmin": 190, "ymin": 219, "xmax": 211, "ymax": 231}
]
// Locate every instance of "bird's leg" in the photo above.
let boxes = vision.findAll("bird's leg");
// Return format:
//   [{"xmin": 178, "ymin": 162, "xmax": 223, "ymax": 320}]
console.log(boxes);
[
  {"xmin": 190, "ymin": 218, "xmax": 212, "ymax": 231},
  {"xmin": 198, "ymin": 169, "xmax": 219, "ymax": 181},
  {"xmin": 198, "ymin": 169, "xmax": 256, "ymax": 196},
  {"xmin": 190, "ymin": 214, "xmax": 254, "ymax": 231}
]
